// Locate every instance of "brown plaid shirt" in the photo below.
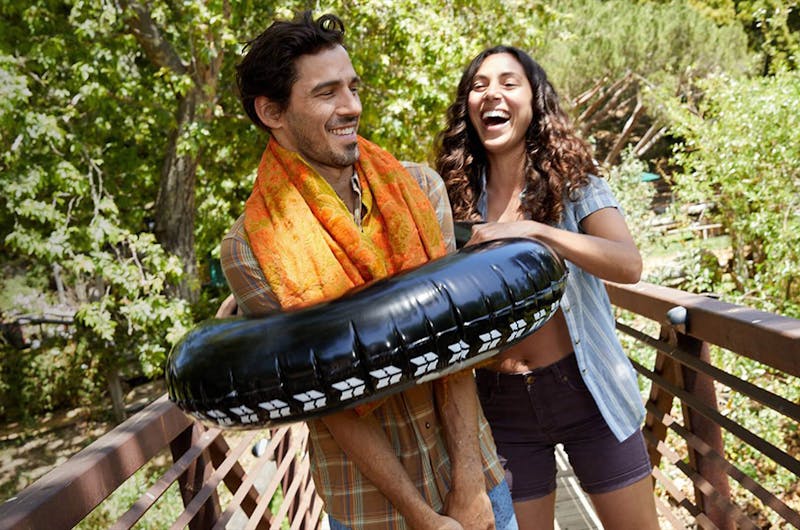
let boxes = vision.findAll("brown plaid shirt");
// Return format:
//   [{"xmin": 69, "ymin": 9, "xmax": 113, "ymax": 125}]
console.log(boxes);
[{"xmin": 221, "ymin": 162, "xmax": 504, "ymax": 529}]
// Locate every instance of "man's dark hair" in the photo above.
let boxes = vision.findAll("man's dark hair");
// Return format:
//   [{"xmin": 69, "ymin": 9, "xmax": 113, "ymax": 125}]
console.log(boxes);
[{"xmin": 236, "ymin": 11, "xmax": 346, "ymax": 131}]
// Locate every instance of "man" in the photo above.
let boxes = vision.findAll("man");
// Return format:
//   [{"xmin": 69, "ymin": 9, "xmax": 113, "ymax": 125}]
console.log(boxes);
[{"xmin": 221, "ymin": 11, "xmax": 516, "ymax": 530}]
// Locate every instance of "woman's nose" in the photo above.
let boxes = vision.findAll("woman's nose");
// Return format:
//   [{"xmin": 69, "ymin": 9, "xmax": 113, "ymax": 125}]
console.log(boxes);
[{"xmin": 483, "ymin": 85, "xmax": 501, "ymax": 100}]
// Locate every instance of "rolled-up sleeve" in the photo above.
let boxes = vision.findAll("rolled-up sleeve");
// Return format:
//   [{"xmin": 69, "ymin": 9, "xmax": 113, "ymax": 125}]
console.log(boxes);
[
  {"xmin": 220, "ymin": 215, "xmax": 281, "ymax": 317},
  {"xmin": 402, "ymin": 162, "xmax": 456, "ymax": 253}
]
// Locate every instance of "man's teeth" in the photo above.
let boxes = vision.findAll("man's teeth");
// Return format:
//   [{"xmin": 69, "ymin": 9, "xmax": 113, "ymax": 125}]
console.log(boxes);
[
  {"xmin": 482, "ymin": 110, "xmax": 509, "ymax": 120},
  {"xmin": 331, "ymin": 126, "xmax": 356, "ymax": 136}
]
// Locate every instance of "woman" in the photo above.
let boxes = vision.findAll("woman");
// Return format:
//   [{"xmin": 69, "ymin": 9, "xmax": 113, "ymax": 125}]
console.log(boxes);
[{"xmin": 435, "ymin": 46, "xmax": 659, "ymax": 530}]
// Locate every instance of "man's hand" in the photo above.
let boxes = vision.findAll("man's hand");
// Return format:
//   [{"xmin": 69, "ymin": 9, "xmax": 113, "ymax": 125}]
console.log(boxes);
[
  {"xmin": 214, "ymin": 294, "xmax": 238, "ymax": 318},
  {"xmin": 433, "ymin": 514, "xmax": 467, "ymax": 530},
  {"xmin": 410, "ymin": 512, "xmax": 464, "ymax": 530},
  {"xmin": 444, "ymin": 485, "xmax": 495, "ymax": 530}
]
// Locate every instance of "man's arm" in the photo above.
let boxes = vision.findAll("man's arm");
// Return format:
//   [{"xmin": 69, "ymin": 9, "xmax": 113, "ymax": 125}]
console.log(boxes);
[
  {"xmin": 406, "ymin": 163, "xmax": 493, "ymax": 528},
  {"xmin": 435, "ymin": 372, "xmax": 495, "ymax": 530},
  {"xmin": 322, "ymin": 409, "xmax": 464, "ymax": 530}
]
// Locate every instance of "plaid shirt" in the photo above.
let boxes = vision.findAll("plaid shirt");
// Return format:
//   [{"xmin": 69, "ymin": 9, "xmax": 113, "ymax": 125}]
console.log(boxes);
[{"xmin": 221, "ymin": 162, "xmax": 504, "ymax": 529}]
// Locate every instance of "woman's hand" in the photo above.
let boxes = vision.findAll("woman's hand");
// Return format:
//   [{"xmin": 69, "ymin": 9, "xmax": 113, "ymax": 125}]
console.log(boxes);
[{"xmin": 466, "ymin": 220, "xmax": 539, "ymax": 245}]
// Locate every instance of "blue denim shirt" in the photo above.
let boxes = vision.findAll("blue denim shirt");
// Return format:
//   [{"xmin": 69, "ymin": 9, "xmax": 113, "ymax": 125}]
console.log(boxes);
[{"xmin": 476, "ymin": 173, "xmax": 645, "ymax": 441}]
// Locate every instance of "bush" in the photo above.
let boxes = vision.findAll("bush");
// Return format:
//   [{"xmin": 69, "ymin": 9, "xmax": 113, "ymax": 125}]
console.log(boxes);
[{"xmin": 666, "ymin": 71, "xmax": 800, "ymax": 317}]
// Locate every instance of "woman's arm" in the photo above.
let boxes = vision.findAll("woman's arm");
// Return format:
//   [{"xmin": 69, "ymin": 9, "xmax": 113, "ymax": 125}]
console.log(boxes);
[{"xmin": 468, "ymin": 207, "xmax": 642, "ymax": 284}]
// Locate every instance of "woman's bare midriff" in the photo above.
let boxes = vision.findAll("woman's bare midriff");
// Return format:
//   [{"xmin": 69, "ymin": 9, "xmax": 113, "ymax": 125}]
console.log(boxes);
[{"xmin": 485, "ymin": 309, "xmax": 574, "ymax": 373}]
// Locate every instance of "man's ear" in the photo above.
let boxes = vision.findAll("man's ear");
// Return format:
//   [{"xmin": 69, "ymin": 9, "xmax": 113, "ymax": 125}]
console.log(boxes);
[{"xmin": 254, "ymin": 96, "xmax": 283, "ymax": 129}]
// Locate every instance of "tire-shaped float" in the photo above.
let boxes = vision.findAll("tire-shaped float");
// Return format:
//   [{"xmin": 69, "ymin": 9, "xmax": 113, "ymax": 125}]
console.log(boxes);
[{"xmin": 166, "ymin": 238, "xmax": 568, "ymax": 429}]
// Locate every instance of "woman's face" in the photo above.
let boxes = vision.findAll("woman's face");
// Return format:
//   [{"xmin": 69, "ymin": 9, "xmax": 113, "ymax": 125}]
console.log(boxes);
[{"xmin": 467, "ymin": 53, "xmax": 533, "ymax": 158}]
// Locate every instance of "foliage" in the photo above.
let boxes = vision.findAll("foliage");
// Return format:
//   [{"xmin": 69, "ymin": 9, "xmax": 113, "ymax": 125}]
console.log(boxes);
[
  {"xmin": 522, "ymin": 0, "xmax": 756, "ymax": 166},
  {"xmin": 665, "ymin": 71, "xmax": 800, "ymax": 317},
  {"xmin": 0, "ymin": 0, "xmax": 259, "ymax": 418},
  {"xmin": 0, "ymin": 338, "xmax": 102, "ymax": 421},
  {"xmin": 737, "ymin": 0, "xmax": 800, "ymax": 73},
  {"xmin": 538, "ymin": 0, "xmax": 755, "ymax": 100},
  {"xmin": 604, "ymin": 149, "xmax": 659, "ymax": 253},
  {"xmin": 0, "ymin": 13, "xmax": 195, "ymax": 405},
  {"xmin": 690, "ymin": 0, "xmax": 800, "ymax": 74}
]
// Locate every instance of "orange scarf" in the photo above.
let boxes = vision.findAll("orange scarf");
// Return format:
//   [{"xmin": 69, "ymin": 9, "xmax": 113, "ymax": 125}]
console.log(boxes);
[{"xmin": 244, "ymin": 136, "xmax": 446, "ymax": 310}]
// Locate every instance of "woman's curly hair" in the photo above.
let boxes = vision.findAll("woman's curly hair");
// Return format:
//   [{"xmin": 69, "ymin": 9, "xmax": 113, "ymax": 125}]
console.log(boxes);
[{"xmin": 435, "ymin": 46, "xmax": 595, "ymax": 224}]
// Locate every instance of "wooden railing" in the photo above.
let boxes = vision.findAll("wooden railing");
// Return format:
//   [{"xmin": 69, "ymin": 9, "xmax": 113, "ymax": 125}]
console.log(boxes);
[
  {"xmin": 0, "ymin": 396, "xmax": 323, "ymax": 530},
  {"xmin": 608, "ymin": 281, "xmax": 800, "ymax": 529},
  {"xmin": 0, "ymin": 280, "xmax": 798, "ymax": 529}
]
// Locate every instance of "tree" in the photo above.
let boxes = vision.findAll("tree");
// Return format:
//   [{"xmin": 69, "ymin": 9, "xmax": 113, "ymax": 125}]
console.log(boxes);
[
  {"xmin": 665, "ymin": 72, "xmax": 800, "ymax": 317},
  {"xmin": 535, "ymin": 0, "xmax": 754, "ymax": 164},
  {"xmin": 0, "ymin": 0, "xmax": 282, "ymax": 418},
  {"xmin": 690, "ymin": 0, "xmax": 800, "ymax": 74}
]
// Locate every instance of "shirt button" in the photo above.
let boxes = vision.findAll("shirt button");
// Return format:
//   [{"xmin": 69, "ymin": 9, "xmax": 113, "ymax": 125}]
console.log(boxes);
[
  {"xmin": 574, "ymin": 338, "xmax": 581, "ymax": 345},
  {"xmin": 425, "ymin": 422, "xmax": 431, "ymax": 429},
  {"xmin": 564, "ymin": 305, "xmax": 571, "ymax": 312}
]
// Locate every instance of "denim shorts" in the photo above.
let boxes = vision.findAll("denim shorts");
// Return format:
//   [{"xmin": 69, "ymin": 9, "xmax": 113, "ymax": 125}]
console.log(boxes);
[
  {"xmin": 327, "ymin": 479, "xmax": 518, "ymax": 529},
  {"xmin": 476, "ymin": 352, "xmax": 652, "ymax": 502}
]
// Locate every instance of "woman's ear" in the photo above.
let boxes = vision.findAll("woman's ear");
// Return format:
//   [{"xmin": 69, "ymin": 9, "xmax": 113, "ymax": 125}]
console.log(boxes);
[{"xmin": 254, "ymin": 96, "xmax": 282, "ymax": 129}]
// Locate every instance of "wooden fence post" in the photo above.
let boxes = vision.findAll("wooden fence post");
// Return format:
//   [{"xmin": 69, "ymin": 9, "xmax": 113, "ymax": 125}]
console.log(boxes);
[
  {"xmin": 642, "ymin": 325, "xmax": 684, "ymax": 468},
  {"xmin": 675, "ymin": 331, "xmax": 735, "ymax": 530}
]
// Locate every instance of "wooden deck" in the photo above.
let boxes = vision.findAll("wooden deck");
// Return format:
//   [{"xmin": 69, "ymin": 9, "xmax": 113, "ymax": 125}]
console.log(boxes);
[{"xmin": 554, "ymin": 445, "xmax": 602, "ymax": 530}]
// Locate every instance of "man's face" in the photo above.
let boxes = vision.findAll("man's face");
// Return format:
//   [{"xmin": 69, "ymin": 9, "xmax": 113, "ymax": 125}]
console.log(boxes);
[{"xmin": 277, "ymin": 45, "xmax": 362, "ymax": 178}]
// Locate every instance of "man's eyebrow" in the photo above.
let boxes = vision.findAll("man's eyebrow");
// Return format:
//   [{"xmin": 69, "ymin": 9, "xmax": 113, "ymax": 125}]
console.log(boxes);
[{"xmin": 311, "ymin": 76, "xmax": 361, "ymax": 93}]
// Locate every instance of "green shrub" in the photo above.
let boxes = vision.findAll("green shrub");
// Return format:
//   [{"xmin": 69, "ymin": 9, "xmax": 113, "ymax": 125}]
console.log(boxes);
[{"xmin": 666, "ymin": 71, "xmax": 800, "ymax": 317}]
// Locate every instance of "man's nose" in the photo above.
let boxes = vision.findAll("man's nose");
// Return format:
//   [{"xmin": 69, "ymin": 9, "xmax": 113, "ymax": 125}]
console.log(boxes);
[{"xmin": 339, "ymin": 90, "xmax": 362, "ymax": 116}]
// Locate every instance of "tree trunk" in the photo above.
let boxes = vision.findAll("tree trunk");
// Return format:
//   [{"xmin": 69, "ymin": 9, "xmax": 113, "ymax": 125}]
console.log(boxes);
[
  {"xmin": 154, "ymin": 90, "xmax": 200, "ymax": 302},
  {"xmin": 106, "ymin": 367, "xmax": 127, "ymax": 423},
  {"xmin": 120, "ymin": 1, "xmax": 224, "ymax": 304}
]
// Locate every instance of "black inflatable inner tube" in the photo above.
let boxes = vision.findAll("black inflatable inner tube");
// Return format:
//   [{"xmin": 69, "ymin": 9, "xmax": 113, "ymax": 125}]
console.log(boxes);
[{"xmin": 166, "ymin": 238, "xmax": 567, "ymax": 429}]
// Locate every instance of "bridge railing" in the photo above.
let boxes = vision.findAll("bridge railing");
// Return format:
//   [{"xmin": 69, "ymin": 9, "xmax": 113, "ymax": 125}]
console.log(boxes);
[
  {"xmin": 0, "ymin": 396, "xmax": 323, "ymax": 530},
  {"xmin": 1, "ymin": 280, "xmax": 798, "ymax": 529},
  {"xmin": 608, "ymin": 281, "xmax": 800, "ymax": 529}
]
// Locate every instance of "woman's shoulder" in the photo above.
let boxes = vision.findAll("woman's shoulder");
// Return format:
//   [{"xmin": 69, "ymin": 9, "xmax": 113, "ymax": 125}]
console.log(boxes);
[{"xmin": 571, "ymin": 173, "xmax": 614, "ymax": 200}]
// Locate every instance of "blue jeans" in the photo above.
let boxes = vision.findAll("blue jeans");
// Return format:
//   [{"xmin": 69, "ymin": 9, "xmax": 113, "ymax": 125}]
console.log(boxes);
[{"xmin": 328, "ymin": 479, "xmax": 518, "ymax": 529}]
